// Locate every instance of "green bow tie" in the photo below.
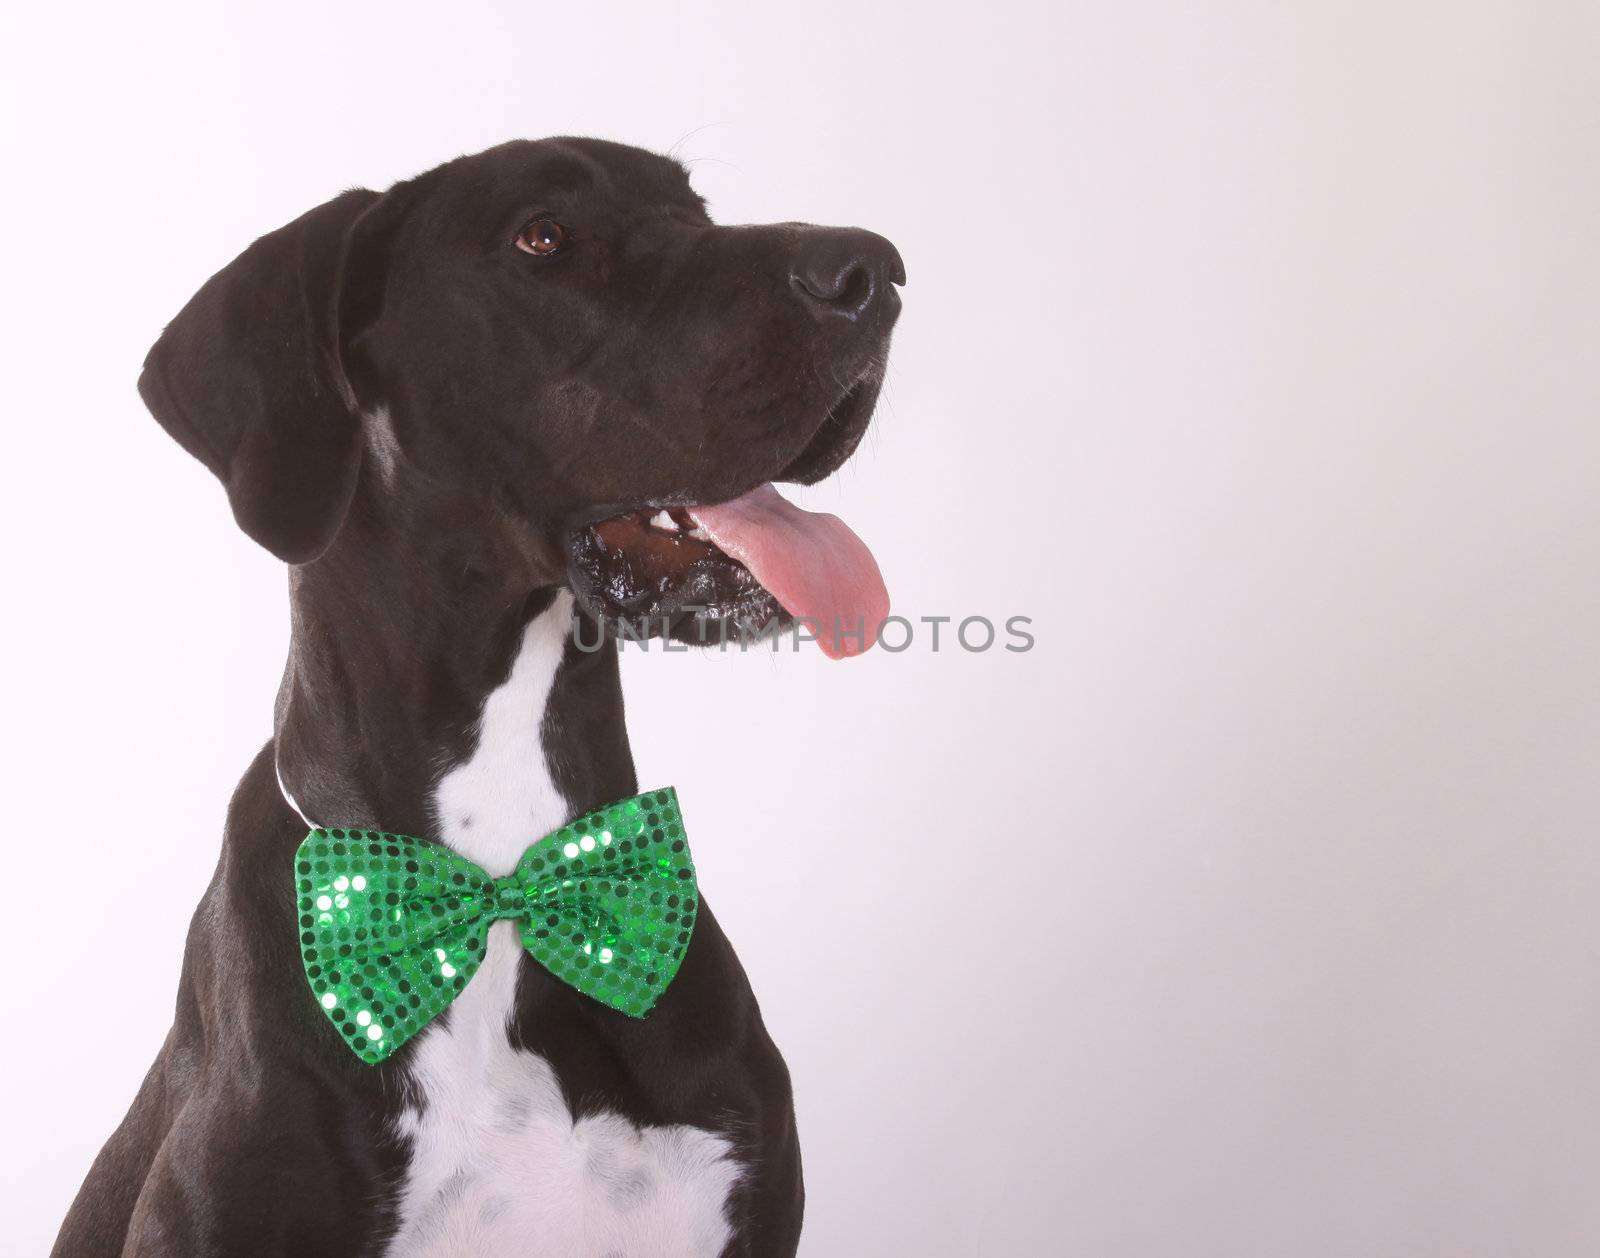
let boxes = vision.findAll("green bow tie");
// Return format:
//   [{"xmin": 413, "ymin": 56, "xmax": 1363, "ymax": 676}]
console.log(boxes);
[{"xmin": 295, "ymin": 788, "xmax": 696, "ymax": 1064}]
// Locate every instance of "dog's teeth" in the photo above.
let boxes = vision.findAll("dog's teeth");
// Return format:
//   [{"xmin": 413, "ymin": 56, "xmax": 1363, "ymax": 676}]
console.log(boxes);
[
  {"xmin": 649, "ymin": 511, "xmax": 679, "ymax": 532},
  {"xmin": 687, "ymin": 525, "xmax": 710, "ymax": 541}
]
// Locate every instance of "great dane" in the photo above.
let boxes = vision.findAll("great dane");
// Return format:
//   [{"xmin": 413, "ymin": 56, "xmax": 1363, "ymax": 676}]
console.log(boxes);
[{"xmin": 54, "ymin": 137, "xmax": 901, "ymax": 1256}]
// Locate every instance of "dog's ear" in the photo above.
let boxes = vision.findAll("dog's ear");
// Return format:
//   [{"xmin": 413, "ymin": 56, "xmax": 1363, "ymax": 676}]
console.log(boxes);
[{"xmin": 138, "ymin": 188, "xmax": 383, "ymax": 564}]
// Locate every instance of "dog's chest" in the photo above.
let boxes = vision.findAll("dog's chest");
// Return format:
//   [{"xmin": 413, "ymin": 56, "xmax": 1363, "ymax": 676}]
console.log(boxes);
[{"xmin": 383, "ymin": 593, "xmax": 740, "ymax": 1258}]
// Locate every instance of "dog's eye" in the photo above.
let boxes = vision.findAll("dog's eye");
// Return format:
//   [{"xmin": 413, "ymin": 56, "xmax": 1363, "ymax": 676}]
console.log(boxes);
[{"xmin": 516, "ymin": 218, "xmax": 567, "ymax": 257}]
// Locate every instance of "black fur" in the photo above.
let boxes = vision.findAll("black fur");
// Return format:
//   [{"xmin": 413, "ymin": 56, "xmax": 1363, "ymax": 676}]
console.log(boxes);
[{"xmin": 54, "ymin": 137, "xmax": 901, "ymax": 1256}]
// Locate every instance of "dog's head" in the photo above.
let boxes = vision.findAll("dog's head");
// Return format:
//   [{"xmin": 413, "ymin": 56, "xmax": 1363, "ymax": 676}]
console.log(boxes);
[{"xmin": 139, "ymin": 138, "xmax": 902, "ymax": 655}]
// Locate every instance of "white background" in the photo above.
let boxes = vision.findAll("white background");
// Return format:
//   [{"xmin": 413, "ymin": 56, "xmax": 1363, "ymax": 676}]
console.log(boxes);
[{"xmin": 4, "ymin": 2, "xmax": 1599, "ymax": 1254}]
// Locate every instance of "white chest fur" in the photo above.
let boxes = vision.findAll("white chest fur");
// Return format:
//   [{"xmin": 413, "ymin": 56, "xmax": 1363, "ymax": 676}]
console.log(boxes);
[{"xmin": 383, "ymin": 591, "xmax": 741, "ymax": 1258}]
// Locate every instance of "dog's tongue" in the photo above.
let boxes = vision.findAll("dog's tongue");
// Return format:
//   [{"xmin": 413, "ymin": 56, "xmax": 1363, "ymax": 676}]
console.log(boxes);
[{"xmin": 688, "ymin": 483, "xmax": 888, "ymax": 659}]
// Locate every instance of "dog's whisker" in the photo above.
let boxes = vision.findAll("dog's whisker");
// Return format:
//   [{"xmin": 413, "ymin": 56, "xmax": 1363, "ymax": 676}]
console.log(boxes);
[{"xmin": 666, "ymin": 121, "xmax": 726, "ymax": 162}]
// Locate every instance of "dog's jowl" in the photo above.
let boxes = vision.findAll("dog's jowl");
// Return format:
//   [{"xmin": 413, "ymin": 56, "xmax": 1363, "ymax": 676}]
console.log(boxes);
[{"xmin": 53, "ymin": 138, "xmax": 901, "ymax": 1258}]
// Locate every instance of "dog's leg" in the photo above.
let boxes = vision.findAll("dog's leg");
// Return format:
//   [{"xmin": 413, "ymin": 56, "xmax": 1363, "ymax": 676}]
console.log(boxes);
[
  {"xmin": 112, "ymin": 1078, "xmax": 399, "ymax": 1258},
  {"xmin": 51, "ymin": 1038, "xmax": 178, "ymax": 1257}
]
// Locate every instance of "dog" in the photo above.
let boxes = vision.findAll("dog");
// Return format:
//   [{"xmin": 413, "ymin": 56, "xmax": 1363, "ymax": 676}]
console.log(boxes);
[{"xmin": 53, "ymin": 137, "xmax": 902, "ymax": 1257}]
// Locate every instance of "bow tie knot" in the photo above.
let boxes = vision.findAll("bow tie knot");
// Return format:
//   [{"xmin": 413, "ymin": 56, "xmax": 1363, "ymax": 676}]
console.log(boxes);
[
  {"xmin": 489, "ymin": 878, "xmax": 531, "ymax": 918},
  {"xmin": 294, "ymin": 788, "xmax": 697, "ymax": 1064}
]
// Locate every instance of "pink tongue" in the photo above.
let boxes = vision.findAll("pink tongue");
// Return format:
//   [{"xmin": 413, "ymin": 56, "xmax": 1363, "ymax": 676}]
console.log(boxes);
[{"xmin": 688, "ymin": 483, "xmax": 889, "ymax": 659}]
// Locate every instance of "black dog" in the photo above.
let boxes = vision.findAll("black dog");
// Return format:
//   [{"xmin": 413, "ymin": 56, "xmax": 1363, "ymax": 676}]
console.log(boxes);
[{"xmin": 54, "ymin": 138, "xmax": 901, "ymax": 1257}]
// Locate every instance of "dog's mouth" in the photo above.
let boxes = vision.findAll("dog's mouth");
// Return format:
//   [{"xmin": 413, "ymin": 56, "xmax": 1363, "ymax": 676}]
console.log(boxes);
[{"xmin": 567, "ymin": 378, "xmax": 889, "ymax": 658}]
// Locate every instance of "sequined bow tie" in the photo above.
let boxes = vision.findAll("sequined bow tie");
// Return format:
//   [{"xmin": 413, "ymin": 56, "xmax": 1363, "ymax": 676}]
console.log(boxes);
[{"xmin": 295, "ymin": 788, "xmax": 696, "ymax": 1064}]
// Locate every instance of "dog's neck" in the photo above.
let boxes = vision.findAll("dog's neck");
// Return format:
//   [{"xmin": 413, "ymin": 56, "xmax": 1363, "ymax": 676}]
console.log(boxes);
[{"xmin": 271, "ymin": 473, "xmax": 636, "ymax": 845}]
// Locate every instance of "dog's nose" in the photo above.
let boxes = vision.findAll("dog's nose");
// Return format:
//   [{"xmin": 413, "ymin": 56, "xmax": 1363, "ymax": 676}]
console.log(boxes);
[{"xmin": 789, "ymin": 229, "xmax": 906, "ymax": 322}]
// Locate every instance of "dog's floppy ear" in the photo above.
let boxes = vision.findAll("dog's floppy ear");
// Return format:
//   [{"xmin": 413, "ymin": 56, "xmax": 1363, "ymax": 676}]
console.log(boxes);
[{"xmin": 138, "ymin": 188, "xmax": 382, "ymax": 564}]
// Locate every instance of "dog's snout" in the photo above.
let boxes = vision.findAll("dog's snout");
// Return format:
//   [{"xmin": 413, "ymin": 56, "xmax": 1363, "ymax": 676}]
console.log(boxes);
[{"xmin": 788, "ymin": 229, "xmax": 906, "ymax": 323}]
